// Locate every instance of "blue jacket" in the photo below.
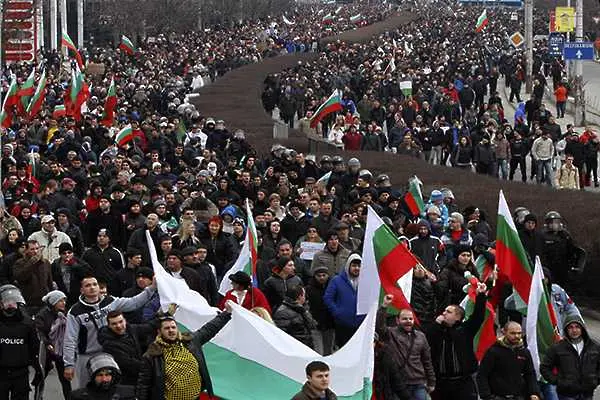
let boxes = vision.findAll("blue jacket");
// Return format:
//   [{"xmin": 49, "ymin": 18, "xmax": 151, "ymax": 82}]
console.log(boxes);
[{"xmin": 323, "ymin": 269, "xmax": 365, "ymax": 328}]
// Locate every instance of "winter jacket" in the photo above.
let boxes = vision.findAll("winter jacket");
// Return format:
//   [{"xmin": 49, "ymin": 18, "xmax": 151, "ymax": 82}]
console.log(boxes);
[
  {"xmin": 310, "ymin": 246, "xmax": 350, "ymax": 277},
  {"xmin": 436, "ymin": 259, "xmax": 479, "ymax": 308},
  {"xmin": 82, "ymin": 246, "xmax": 125, "ymax": 294},
  {"xmin": 311, "ymin": 215, "xmax": 340, "ymax": 240},
  {"xmin": 409, "ymin": 234, "xmax": 445, "ymax": 274},
  {"xmin": 218, "ymin": 287, "xmax": 271, "ymax": 314},
  {"xmin": 98, "ymin": 323, "xmax": 154, "ymax": 385},
  {"xmin": 51, "ymin": 257, "xmax": 92, "ymax": 305},
  {"xmin": 136, "ymin": 312, "xmax": 231, "ymax": 400},
  {"xmin": 453, "ymin": 144, "xmax": 473, "ymax": 167},
  {"xmin": 474, "ymin": 142, "xmax": 496, "ymax": 165},
  {"xmin": 57, "ymin": 222, "xmax": 85, "ymax": 256},
  {"xmin": 71, "ymin": 384, "xmax": 136, "ymax": 400},
  {"xmin": 291, "ymin": 382, "xmax": 338, "ymax": 400},
  {"xmin": 411, "ymin": 276, "xmax": 436, "ymax": 326},
  {"xmin": 85, "ymin": 209, "xmax": 126, "ymax": 247},
  {"xmin": 13, "ymin": 257, "xmax": 53, "ymax": 307},
  {"xmin": 273, "ymin": 299, "xmax": 317, "ymax": 348},
  {"xmin": 556, "ymin": 164, "xmax": 580, "ymax": 190},
  {"xmin": 476, "ymin": 338, "xmax": 540, "ymax": 399},
  {"xmin": 280, "ymin": 213, "xmax": 310, "ymax": 246},
  {"xmin": 63, "ymin": 287, "xmax": 157, "ymax": 368},
  {"xmin": 375, "ymin": 308, "xmax": 436, "ymax": 387},
  {"xmin": 323, "ymin": 255, "xmax": 365, "ymax": 328},
  {"xmin": 199, "ymin": 231, "xmax": 238, "ymax": 280},
  {"xmin": 373, "ymin": 342, "xmax": 411, "ymax": 400},
  {"xmin": 540, "ymin": 315, "xmax": 600, "ymax": 397},
  {"xmin": 28, "ymin": 229, "xmax": 73, "ymax": 264},
  {"xmin": 493, "ymin": 137, "xmax": 510, "ymax": 160},
  {"xmin": 262, "ymin": 273, "xmax": 303, "ymax": 311},
  {"xmin": 426, "ymin": 293, "xmax": 486, "ymax": 380},
  {"xmin": 531, "ymin": 137, "xmax": 554, "ymax": 160},
  {"xmin": 306, "ymin": 277, "xmax": 335, "ymax": 330},
  {"xmin": 127, "ymin": 227, "xmax": 162, "ymax": 267}
]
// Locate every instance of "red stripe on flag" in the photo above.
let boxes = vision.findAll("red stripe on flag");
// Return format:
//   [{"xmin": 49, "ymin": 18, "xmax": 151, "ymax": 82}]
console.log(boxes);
[
  {"xmin": 403, "ymin": 192, "xmax": 420, "ymax": 216},
  {"xmin": 379, "ymin": 245, "xmax": 416, "ymax": 317},
  {"xmin": 495, "ymin": 240, "xmax": 532, "ymax": 303}
]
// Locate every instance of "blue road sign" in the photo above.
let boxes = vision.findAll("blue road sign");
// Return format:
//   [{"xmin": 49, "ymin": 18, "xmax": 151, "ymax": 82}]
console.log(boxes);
[
  {"xmin": 548, "ymin": 32, "xmax": 565, "ymax": 57},
  {"xmin": 563, "ymin": 42, "xmax": 595, "ymax": 60}
]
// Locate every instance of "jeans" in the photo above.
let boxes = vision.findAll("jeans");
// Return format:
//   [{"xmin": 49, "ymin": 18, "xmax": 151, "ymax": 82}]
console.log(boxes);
[
  {"xmin": 407, "ymin": 384, "xmax": 428, "ymax": 400},
  {"xmin": 497, "ymin": 159, "xmax": 508, "ymax": 179},
  {"xmin": 540, "ymin": 382, "xmax": 558, "ymax": 400},
  {"xmin": 312, "ymin": 329, "xmax": 335, "ymax": 356},
  {"xmin": 429, "ymin": 146, "xmax": 443, "ymax": 165},
  {"xmin": 557, "ymin": 101, "xmax": 566, "ymax": 118},
  {"xmin": 509, "ymin": 157, "xmax": 527, "ymax": 182},
  {"xmin": 537, "ymin": 159, "xmax": 553, "ymax": 185}
]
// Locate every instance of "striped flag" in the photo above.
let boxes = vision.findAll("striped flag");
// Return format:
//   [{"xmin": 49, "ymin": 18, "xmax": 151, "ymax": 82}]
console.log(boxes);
[
  {"xmin": 119, "ymin": 35, "xmax": 138, "ymax": 55},
  {"xmin": 309, "ymin": 89, "xmax": 343, "ymax": 128},
  {"xmin": 219, "ymin": 200, "xmax": 258, "ymax": 295},
  {"xmin": 26, "ymin": 69, "xmax": 47, "ymax": 118},
  {"xmin": 316, "ymin": 171, "xmax": 332, "ymax": 186},
  {"xmin": 17, "ymin": 67, "xmax": 36, "ymax": 116},
  {"xmin": 149, "ymin": 230, "xmax": 377, "ymax": 399},
  {"xmin": 527, "ymin": 257, "xmax": 560, "ymax": 378},
  {"xmin": 476, "ymin": 9, "xmax": 489, "ymax": 32},
  {"xmin": 357, "ymin": 206, "xmax": 415, "ymax": 316},
  {"xmin": 0, "ymin": 76, "xmax": 19, "ymax": 128},
  {"xmin": 61, "ymin": 32, "xmax": 84, "ymax": 69},
  {"xmin": 100, "ymin": 78, "xmax": 117, "ymax": 127},
  {"xmin": 403, "ymin": 176, "xmax": 425, "ymax": 216},
  {"xmin": 460, "ymin": 272, "xmax": 497, "ymax": 361},
  {"xmin": 115, "ymin": 125, "xmax": 134, "ymax": 147}
]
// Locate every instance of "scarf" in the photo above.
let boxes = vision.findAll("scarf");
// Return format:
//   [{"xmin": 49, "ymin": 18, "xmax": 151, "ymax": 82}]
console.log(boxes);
[
  {"xmin": 156, "ymin": 335, "xmax": 201, "ymax": 400},
  {"xmin": 49, "ymin": 311, "xmax": 67, "ymax": 357}
]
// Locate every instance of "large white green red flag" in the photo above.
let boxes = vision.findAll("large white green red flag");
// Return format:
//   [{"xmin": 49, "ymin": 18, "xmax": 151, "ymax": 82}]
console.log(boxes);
[
  {"xmin": 357, "ymin": 206, "xmax": 416, "ymax": 315},
  {"xmin": 147, "ymin": 231, "xmax": 376, "ymax": 399},
  {"xmin": 219, "ymin": 200, "xmax": 258, "ymax": 294}
]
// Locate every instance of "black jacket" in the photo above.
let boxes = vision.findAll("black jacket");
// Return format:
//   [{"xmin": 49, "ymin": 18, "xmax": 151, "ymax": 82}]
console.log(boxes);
[
  {"xmin": 476, "ymin": 339, "xmax": 540, "ymax": 399},
  {"xmin": 136, "ymin": 312, "xmax": 231, "ymax": 400},
  {"xmin": 184, "ymin": 262, "xmax": 219, "ymax": 306},
  {"xmin": 71, "ymin": 383, "xmax": 136, "ymax": 400},
  {"xmin": 373, "ymin": 342, "xmax": 411, "ymax": 400},
  {"xmin": 199, "ymin": 231, "xmax": 238, "ymax": 280},
  {"xmin": 51, "ymin": 257, "xmax": 91, "ymax": 305},
  {"xmin": 98, "ymin": 324, "xmax": 154, "ymax": 385},
  {"xmin": 280, "ymin": 214, "xmax": 310, "ymax": 246},
  {"xmin": 306, "ymin": 277, "xmax": 335, "ymax": 330},
  {"xmin": 540, "ymin": 315, "xmax": 600, "ymax": 396},
  {"xmin": 426, "ymin": 293, "xmax": 486, "ymax": 380},
  {"xmin": 273, "ymin": 300, "xmax": 316, "ymax": 348},
  {"xmin": 81, "ymin": 246, "xmax": 124, "ymax": 293}
]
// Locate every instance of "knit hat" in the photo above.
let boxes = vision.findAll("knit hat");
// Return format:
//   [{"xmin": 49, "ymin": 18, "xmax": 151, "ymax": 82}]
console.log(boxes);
[
  {"xmin": 168, "ymin": 249, "xmax": 183, "ymax": 261},
  {"xmin": 430, "ymin": 190, "xmax": 443, "ymax": 202},
  {"xmin": 523, "ymin": 213, "xmax": 537, "ymax": 224},
  {"xmin": 455, "ymin": 244, "xmax": 472, "ymax": 257},
  {"xmin": 426, "ymin": 205, "xmax": 441, "ymax": 216},
  {"xmin": 42, "ymin": 290, "xmax": 66, "ymax": 306},
  {"xmin": 135, "ymin": 267, "xmax": 154, "ymax": 280},
  {"xmin": 58, "ymin": 243, "xmax": 73, "ymax": 254},
  {"xmin": 449, "ymin": 212, "xmax": 464, "ymax": 224},
  {"xmin": 312, "ymin": 266, "xmax": 329, "ymax": 276}
]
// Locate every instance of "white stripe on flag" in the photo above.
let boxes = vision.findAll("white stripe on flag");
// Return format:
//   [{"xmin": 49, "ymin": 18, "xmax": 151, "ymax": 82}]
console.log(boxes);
[
  {"xmin": 356, "ymin": 206, "xmax": 383, "ymax": 315},
  {"xmin": 526, "ymin": 256, "xmax": 544, "ymax": 378}
]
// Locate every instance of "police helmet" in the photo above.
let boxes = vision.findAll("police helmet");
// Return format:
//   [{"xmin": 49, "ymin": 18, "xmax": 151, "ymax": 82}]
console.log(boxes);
[
  {"xmin": 87, "ymin": 353, "xmax": 121, "ymax": 381},
  {"xmin": 544, "ymin": 211, "xmax": 562, "ymax": 222},
  {"xmin": 320, "ymin": 155, "xmax": 332, "ymax": 163},
  {"xmin": 513, "ymin": 207, "xmax": 530, "ymax": 225},
  {"xmin": 331, "ymin": 155, "xmax": 344, "ymax": 164},
  {"xmin": 0, "ymin": 285, "xmax": 25, "ymax": 308},
  {"xmin": 347, "ymin": 157, "xmax": 361, "ymax": 168}
]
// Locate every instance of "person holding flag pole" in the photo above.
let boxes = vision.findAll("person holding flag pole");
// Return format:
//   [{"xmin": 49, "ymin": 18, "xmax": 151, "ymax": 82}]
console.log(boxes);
[{"xmin": 218, "ymin": 200, "xmax": 271, "ymax": 314}]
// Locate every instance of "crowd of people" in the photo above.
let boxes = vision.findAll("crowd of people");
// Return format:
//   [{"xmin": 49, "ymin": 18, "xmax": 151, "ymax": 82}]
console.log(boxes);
[
  {"xmin": 262, "ymin": 3, "xmax": 600, "ymax": 189},
  {"xmin": 0, "ymin": 0, "xmax": 598, "ymax": 399}
]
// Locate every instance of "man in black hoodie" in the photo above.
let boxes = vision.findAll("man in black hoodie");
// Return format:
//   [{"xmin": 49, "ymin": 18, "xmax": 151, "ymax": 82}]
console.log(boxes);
[
  {"xmin": 476, "ymin": 321, "xmax": 540, "ymax": 400},
  {"xmin": 541, "ymin": 315, "xmax": 600, "ymax": 400},
  {"xmin": 427, "ymin": 281, "xmax": 487, "ymax": 400}
]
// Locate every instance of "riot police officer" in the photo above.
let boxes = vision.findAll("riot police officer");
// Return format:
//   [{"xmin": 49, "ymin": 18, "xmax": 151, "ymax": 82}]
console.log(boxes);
[
  {"xmin": 541, "ymin": 211, "xmax": 579, "ymax": 288},
  {"xmin": 71, "ymin": 353, "xmax": 135, "ymax": 400},
  {"xmin": 0, "ymin": 284, "xmax": 42, "ymax": 399}
]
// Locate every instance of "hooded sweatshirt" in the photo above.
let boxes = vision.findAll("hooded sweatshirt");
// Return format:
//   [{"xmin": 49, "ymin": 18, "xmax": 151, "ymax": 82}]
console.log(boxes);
[{"xmin": 323, "ymin": 254, "xmax": 366, "ymax": 328}]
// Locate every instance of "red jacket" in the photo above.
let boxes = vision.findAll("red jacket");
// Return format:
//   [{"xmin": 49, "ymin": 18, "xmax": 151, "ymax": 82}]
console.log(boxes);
[
  {"xmin": 218, "ymin": 287, "xmax": 272, "ymax": 314},
  {"xmin": 343, "ymin": 131, "xmax": 363, "ymax": 151}
]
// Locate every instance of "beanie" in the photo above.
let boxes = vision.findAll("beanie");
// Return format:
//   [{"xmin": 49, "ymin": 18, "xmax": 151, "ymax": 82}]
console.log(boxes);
[
  {"xmin": 450, "ymin": 212, "xmax": 464, "ymax": 225},
  {"xmin": 42, "ymin": 290, "xmax": 67, "ymax": 306}
]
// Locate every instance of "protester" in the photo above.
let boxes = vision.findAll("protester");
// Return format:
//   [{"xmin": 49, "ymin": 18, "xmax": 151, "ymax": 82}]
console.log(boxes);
[{"xmin": 291, "ymin": 361, "xmax": 338, "ymax": 400}]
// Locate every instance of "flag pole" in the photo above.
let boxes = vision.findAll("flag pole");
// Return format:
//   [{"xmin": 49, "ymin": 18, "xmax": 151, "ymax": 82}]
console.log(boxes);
[{"xmin": 246, "ymin": 198, "xmax": 256, "ymax": 309}]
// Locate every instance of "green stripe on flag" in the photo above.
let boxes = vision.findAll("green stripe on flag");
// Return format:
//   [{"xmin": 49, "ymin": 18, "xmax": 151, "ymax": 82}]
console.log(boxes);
[{"xmin": 373, "ymin": 224, "xmax": 400, "ymax": 264}]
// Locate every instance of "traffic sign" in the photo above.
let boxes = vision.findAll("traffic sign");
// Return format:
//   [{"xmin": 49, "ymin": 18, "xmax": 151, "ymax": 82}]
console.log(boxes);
[
  {"xmin": 563, "ymin": 42, "xmax": 595, "ymax": 60},
  {"xmin": 510, "ymin": 32, "xmax": 524, "ymax": 47},
  {"xmin": 548, "ymin": 32, "xmax": 565, "ymax": 57}
]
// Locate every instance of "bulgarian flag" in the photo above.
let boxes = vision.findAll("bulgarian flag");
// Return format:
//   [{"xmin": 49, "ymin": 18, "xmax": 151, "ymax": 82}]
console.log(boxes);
[
  {"xmin": 474, "ymin": 253, "xmax": 495, "ymax": 283},
  {"xmin": 149, "ymin": 230, "xmax": 377, "ymax": 399},
  {"xmin": 476, "ymin": 9, "xmax": 488, "ymax": 32},
  {"xmin": 52, "ymin": 105, "xmax": 66, "ymax": 120},
  {"xmin": 460, "ymin": 272, "xmax": 497, "ymax": 361},
  {"xmin": 403, "ymin": 175, "xmax": 425, "ymax": 216},
  {"xmin": 68, "ymin": 63, "xmax": 90, "ymax": 121},
  {"xmin": 350, "ymin": 13, "xmax": 362, "ymax": 24},
  {"xmin": 17, "ymin": 68, "xmax": 36, "ymax": 116},
  {"xmin": 26, "ymin": 148, "xmax": 40, "ymax": 190},
  {"xmin": 316, "ymin": 171, "xmax": 332, "ymax": 186},
  {"xmin": 309, "ymin": 89, "xmax": 343, "ymax": 128},
  {"xmin": 357, "ymin": 206, "xmax": 416, "ymax": 316},
  {"xmin": 219, "ymin": 200, "xmax": 258, "ymax": 295},
  {"xmin": 384, "ymin": 57, "xmax": 396, "ymax": 75},
  {"xmin": 527, "ymin": 257, "xmax": 561, "ymax": 378},
  {"xmin": 61, "ymin": 32, "xmax": 84, "ymax": 69},
  {"xmin": 0, "ymin": 76, "xmax": 19, "ymax": 129},
  {"xmin": 115, "ymin": 125, "xmax": 134, "ymax": 147},
  {"xmin": 119, "ymin": 35, "xmax": 137, "ymax": 56},
  {"xmin": 100, "ymin": 78, "xmax": 117, "ymax": 127},
  {"xmin": 322, "ymin": 13, "xmax": 334, "ymax": 24},
  {"xmin": 26, "ymin": 69, "xmax": 47, "ymax": 119},
  {"xmin": 496, "ymin": 191, "xmax": 559, "ymax": 371}
]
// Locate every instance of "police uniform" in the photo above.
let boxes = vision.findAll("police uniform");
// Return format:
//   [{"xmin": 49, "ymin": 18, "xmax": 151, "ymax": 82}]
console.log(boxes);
[{"xmin": 0, "ymin": 306, "xmax": 40, "ymax": 399}]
